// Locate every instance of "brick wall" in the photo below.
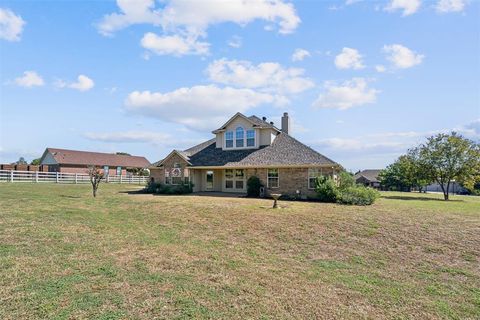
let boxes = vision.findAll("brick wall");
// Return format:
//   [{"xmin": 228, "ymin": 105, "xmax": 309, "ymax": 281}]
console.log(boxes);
[
  {"xmin": 149, "ymin": 153, "xmax": 189, "ymax": 184},
  {"xmin": 245, "ymin": 167, "xmax": 336, "ymax": 198}
]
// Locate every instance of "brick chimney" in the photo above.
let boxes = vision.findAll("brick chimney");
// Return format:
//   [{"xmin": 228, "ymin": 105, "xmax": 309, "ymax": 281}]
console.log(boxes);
[{"xmin": 281, "ymin": 112, "xmax": 290, "ymax": 134}]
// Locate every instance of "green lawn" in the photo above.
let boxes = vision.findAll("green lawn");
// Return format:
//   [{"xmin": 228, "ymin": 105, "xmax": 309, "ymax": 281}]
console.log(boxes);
[{"xmin": 0, "ymin": 184, "xmax": 479, "ymax": 319}]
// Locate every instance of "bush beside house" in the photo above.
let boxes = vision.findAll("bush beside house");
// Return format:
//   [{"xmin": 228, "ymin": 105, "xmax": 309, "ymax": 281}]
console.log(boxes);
[
  {"xmin": 143, "ymin": 181, "xmax": 194, "ymax": 195},
  {"xmin": 315, "ymin": 172, "xmax": 379, "ymax": 205}
]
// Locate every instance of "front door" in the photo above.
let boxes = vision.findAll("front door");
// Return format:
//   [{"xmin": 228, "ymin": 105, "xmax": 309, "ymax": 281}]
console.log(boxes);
[{"xmin": 206, "ymin": 171, "xmax": 214, "ymax": 190}]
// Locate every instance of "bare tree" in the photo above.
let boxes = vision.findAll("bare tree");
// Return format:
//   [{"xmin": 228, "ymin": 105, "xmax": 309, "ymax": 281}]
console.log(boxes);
[{"xmin": 87, "ymin": 166, "xmax": 104, "ymax": 197}]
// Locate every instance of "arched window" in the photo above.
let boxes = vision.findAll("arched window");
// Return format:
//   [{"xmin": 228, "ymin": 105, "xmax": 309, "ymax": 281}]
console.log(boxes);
[{"xmin": 236, "ymin": 127, "xmax": 244, "ymax": 147}]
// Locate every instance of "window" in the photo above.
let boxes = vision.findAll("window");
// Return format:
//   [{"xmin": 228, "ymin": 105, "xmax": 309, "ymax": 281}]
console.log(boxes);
[
  {"xmin": 172, "ymin": 177, "xmax": 182, "ymax": 185},
  {"xmin": 308, "ymin": 168, "xmax": 322, "ymax": 189},
  {"xmin": 225, "ymin": 131, "xmax": 233, "ymax": 148},
  {"xmin": 246, "ymin": 129, "xmax": 255, "ymax": 147},
  {"xmin": 236, "ymin": 127, "xmax": 244, "ymax": 147},
  {"xmin": 116, "ymin": 166, "xmax": 122, "ymax": 175},
  {"xmin": 103, "ymin": 165, "xmax": 109, "ymax": 176},
  {"xmin": 267, "ymin": 168, "xmax": 279, "ymax": 188},
  {"xmin": 165, "ymin": 169, "xmax": 170, "ymax": 184}
]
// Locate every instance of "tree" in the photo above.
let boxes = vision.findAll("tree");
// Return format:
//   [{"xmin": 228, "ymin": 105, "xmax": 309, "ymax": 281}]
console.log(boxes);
[
  {"xmin": 14, "ymin": 157, "xmax": 28, "ymax": 165},
  {"xmin": 116, "ymin": 152, "xmax": 131, "ymax": 156},
  {"xmin": 417, "ymin": 132, "xmax": 480, "ymax": 200},
  {"xmin": 380, "ymin": 151, "xmax": 431, "ymax": 192},
  {"xmin": 87, "ymin": 166, "xmax": 104, "ymax": 198},
  {"xmin": 30, "ymin": 158, "xmax": 41, "ymax": 165}
]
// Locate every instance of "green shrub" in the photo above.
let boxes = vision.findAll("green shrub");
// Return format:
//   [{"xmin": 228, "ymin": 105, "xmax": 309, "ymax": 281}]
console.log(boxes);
[
  {"xmin": 338, "ymin": 171, "xmax": 356, "ymax": 190},
  {"xmin": 143, "ymin": 181, "xmax": 193, "ymax": 194},
  {"xmin": 247, "ymin": 176, "xmax": 262, "ymax": 197},
  {"xmin": 315, "ymin": 176, "xmax": 339, "ymax": 203},
  {"xmin": 338, "ymin": 186, "xmax": 380, "ymax": 205}
]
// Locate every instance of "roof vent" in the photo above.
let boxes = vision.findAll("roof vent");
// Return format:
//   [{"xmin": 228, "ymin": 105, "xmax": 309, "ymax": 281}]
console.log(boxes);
[
  {"xmin": 270, "ymin": 121, "xmax": 274, "ymax": 125},
  {"xmin": 262, "ymin": 116, "xmax": 267, "ymax": 121}
]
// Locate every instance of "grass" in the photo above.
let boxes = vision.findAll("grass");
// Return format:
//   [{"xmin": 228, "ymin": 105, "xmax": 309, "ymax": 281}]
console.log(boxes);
[{"xmin": 0, "ymin": 184, "xmax": 479, "ymax": 319}]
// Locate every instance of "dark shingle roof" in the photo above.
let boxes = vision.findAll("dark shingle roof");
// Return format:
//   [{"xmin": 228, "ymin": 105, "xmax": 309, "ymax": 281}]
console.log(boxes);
[
  {"xmin": 43, "ymin": 148, "xmax": 150, "ymax": 168},
  {"xmin": 354, "ymin": 169, "xmax": 382, "ymax": 183},
  {"xmin": 185, "ymin": 133, "xmax": 337, "ymax": 167}
]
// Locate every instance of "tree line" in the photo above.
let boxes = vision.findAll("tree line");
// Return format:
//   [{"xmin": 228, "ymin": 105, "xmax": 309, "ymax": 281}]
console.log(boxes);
[{"xmin": 379, "ymin": 132, "xmax": 480, "ymax": 200}]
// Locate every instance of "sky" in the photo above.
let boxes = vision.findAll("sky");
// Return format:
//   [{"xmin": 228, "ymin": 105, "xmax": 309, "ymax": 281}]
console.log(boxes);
[{"xmin": 0, "ymin": 0, "xmax": 479, "ymax": 172}]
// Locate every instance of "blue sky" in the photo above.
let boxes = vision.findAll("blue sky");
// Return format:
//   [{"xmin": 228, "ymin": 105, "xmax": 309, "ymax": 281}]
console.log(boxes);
[{"xmin": 1, "ymin": 0, "xmax": 479, "ymax": 171}]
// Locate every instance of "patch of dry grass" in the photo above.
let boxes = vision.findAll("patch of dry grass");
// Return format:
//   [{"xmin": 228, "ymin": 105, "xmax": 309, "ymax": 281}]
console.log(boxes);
[{"xmin": 0, "ymin": 184, "xmax": 479, "ymax": 319}]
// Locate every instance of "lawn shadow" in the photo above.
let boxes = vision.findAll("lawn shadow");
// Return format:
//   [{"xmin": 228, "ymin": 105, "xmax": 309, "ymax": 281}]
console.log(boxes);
[
  {"xmin": 382, "ymin": 195, "xmax": 463, "ymax": 202},
  {"xmin": 59, "ymin": 195, "xmax": 82, "ymax": 199}
]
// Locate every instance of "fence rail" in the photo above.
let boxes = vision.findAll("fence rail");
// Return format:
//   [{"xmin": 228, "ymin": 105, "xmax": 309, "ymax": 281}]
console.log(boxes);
[{"xmin": 0, "ymin": 170, "xmax": 148, "ymax": 185}]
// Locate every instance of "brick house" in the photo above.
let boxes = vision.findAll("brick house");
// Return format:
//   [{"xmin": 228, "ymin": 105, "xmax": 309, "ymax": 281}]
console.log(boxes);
[
  {"xmin": 150, "ymin": 112, "xmax": 340, "ymax": 198},
  {"xmin": 354, "ymin": 170, "xmax": 382, "ymax": 189},
  {"xmin": 39, "ymin": 148, "xmax": 150, "ymax": 176}
]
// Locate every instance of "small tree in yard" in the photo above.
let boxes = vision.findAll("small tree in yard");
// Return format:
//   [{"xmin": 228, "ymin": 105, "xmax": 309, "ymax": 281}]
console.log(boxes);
[
  {"xmin": 87, "ymin": 166, "xmax": 104, "ymax": 197},
  {"xmin": 380, "ymin": 151, "xmax": 431, "ymax": 192},
  {"xmin": 417, "ymin": 132, "xmax": 480, "ymax": 200}
]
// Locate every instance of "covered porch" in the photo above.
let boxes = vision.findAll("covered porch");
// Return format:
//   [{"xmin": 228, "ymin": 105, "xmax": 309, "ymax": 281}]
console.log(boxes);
[{"xmin": 191, "ymin": 168, "xmax": 247, "ymax": 194}]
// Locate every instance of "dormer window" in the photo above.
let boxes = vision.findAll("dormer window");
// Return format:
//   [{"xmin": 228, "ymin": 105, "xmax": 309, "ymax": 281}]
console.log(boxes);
[
  {"xmin": 246, "ymin": 129, "xmax": 255, "ymax": 147},
  {"xmin": 236, "ymin": 127, "xmax": 244, "ymax": 147},
  {"xmin": 225, "ymin": 131, "xmax": 233, "ymax": 148}
]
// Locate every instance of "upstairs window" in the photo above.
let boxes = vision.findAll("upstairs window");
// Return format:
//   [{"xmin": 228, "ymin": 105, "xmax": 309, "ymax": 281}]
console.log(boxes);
[
  {"xmin": 225, "ymin": 131, "xmax": 233, "ymax": 148},
  {"xmin": 246, "ymin": 129, "xmax": 255, "ymax": 147},
  {"xmin": 236, "ymin": 127, "xmax": 244, "ymax": 147}
]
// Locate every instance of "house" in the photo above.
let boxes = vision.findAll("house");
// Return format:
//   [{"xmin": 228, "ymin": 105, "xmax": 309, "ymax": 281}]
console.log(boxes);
[
  {"xmin": 354, "ymin": 169, "xmax": 382, "ymax": 189},
  {"xmin": 150, "ymin": 112, "xmax": 341, "ymax": 198},
  {"xmin": 39, "ymin": 148, "xmax": 150, "ymax": 176}
]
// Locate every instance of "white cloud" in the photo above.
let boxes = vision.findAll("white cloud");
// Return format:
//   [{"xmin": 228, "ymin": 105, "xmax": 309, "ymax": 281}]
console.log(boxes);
[
  {"xmin": 141, "ymin": 32, "xmax": 209, "ymax": 56},
  {"xmin": 291, "ymin": 48, "xmax": 311, "ymax": 62},
  {"xmin": 206, "ymin": 58, "xmax": 314, "ymax": 95},
  {"xmin": 334, "ymin": 47, "xmax": 365, "ymax": 70},
  {"xmin": 55, "ymin": 75, "xmax": 95, "ymax": 92},
  {"xmin": 227, "ymin": 35, "xmax": 242, "ymax": 48},
  {"xmin": 375, "ymin": 65, "xmax": 386, "ymax": 73},
  {"xmin": 125, "ymin": 85, "xmax": 275, "ymax": 130},
  {"xmin": 0, "ymin": 8, "xmax": 25, "ymax": 41},
  {"xmin": 312, "ymin": 78, "xmax": 379, "ymax": 110},
  {"xmin": 383, "ymin": 44, "xmax": 424, "ymax": 69},
  {"xmin": 385, "ymin": 0, "xmax": 421, "ymax": 16},
  {"xmin": 84, "ymin": 131, "xmax": 171, "ymax": 144},
  {"xmin": 435, "ymin": 0, "xmax": 467, "ymax": 13},
  {"xmin": 98, "ymin": 0, "xmax": 300, "ymax": 56},
  {"xmin": 14, "ymin": 71, "xmax": 44, "ymax": 88}
]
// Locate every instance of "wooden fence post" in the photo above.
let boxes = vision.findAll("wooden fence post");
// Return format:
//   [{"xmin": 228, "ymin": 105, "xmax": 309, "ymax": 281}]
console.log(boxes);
[
  {"xmin": 35, "ymin": 171, "xmax": 39, "ymax": 183},
  {"xmin": 10, "ymin": 170, "xmax": 13, "ymax": 182},
  {"xmin": 75, "ymin": 173, "xmax": 78, "ymax": 184},
  {"xmin": 56, "ymin": 172, "xmax": 59, "ymax": 183},
  {"xmin": 120, "ymin": 175, "xmax": 122, "ymax": 184}
]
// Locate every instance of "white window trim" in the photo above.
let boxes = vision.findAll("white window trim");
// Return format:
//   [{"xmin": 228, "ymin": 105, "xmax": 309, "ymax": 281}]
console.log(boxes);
[
  {"xmin": 308, "ymin": 167, "xmax": 323, "ymax": 189},
  {"xmin": 267, "ymin": 168, "xmax": 279, "ymax": 189},
  {"xmin": 225, "ymin": 131, "xmax": 234, "ymax": 148},
  {"xmin": 224, "ymin": 128, "xmax": 257, "ymax": 150}
]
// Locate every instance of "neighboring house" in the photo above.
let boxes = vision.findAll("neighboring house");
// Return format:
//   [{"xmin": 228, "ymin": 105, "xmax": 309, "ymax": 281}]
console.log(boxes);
[
  {"xmin": 354, "ymin": 169, "xmax": 382, "ymax": 189},
  {"xmin": 424, "ymin": 182, "xmax": 467, "ymax": 194},
  {"xmin": 39, "ymin": 148, "xmax": 150, "ymax": 175},
  {"xmin": 150, "ymin": 112, "xmax": 341, "ymax": 198}
]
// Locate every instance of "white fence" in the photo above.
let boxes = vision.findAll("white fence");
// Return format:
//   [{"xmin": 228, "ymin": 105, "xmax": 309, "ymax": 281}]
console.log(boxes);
[{"xmin": 0, "ymin": 170, "xmax": 149, "ymax": 185}]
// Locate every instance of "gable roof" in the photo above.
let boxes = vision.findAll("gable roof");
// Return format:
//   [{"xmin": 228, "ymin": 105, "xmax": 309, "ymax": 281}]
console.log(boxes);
[
  {"xmin": 154, "ymin": 133, "xmax": 338, "ymax": 168},
  {"xmin": 41, "ymin": 148, "xmax": 150, "ymax": 168},
  {"xmin": 354, "ymin": 169, "xmax": 382, "ymax": 183},
  {"xmin": 212, "ymin": 112, "xmax": 280, "ymax": 133}
]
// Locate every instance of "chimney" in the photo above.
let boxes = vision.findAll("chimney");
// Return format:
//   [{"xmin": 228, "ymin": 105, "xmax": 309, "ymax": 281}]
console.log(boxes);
[{"xmin": 281, "ymin": 112, "xmax": 290, "ymax": 134}]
